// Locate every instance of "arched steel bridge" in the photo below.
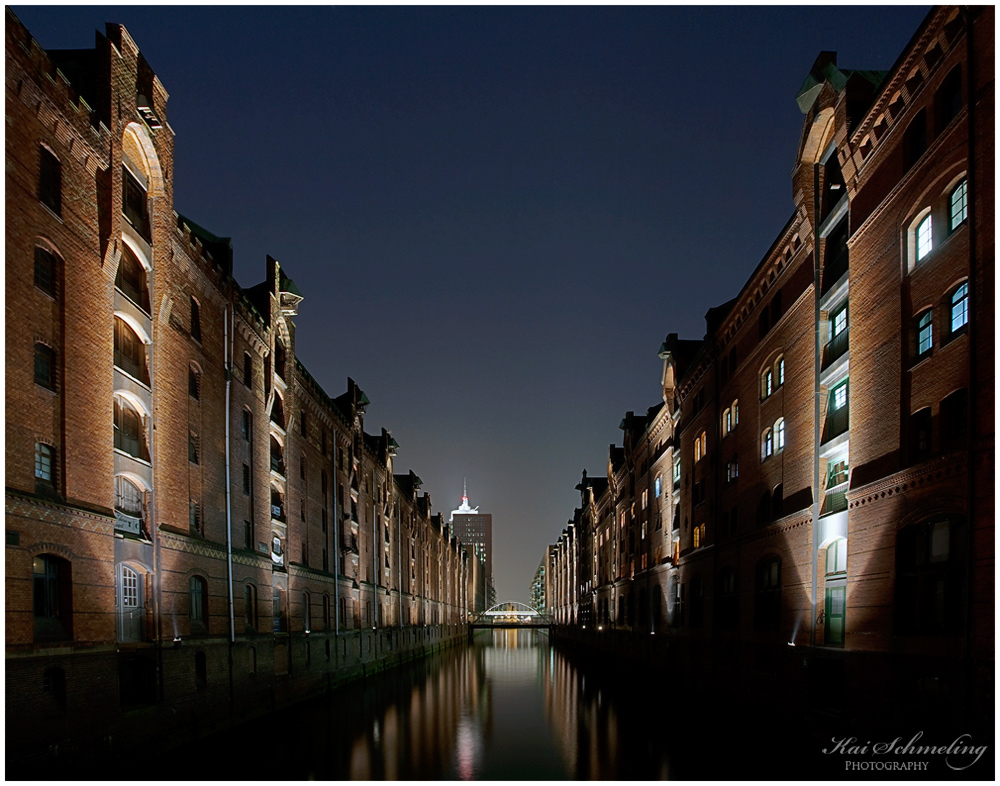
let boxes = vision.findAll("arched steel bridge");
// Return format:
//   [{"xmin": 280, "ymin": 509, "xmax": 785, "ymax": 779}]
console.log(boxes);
[{"xmin": 469, "ymin": 601, "xmax": 553, "ymax": 630}]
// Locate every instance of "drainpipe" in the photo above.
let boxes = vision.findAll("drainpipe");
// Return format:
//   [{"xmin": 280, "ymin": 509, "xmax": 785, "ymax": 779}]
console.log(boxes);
[
  {"xmin": 333, "ymin": 452, "xmax": 340, "ymax": 635},
  {"xmin": 810, "ymin": 161, "xmax": 822, "ymax": 649},
  {"xmin": 224, "ymin": 306, "xmax": 235, "ymax": 644}
]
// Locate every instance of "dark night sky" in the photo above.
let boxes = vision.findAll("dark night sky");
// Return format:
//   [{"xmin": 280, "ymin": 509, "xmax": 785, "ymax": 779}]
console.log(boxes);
[{"xmin": 12, "ymin": 4, "xmax": 930, "ymax": 603}]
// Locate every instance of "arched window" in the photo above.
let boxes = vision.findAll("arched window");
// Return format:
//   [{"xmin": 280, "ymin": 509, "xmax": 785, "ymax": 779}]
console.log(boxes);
[
  {"xmin": 114, "ymin": 316, "xmax": 149, "ymax": 385},
  {"xmin": 916, "ymin": 214, "xmax": 933, "ymax": 261},
  {"xmin": 916, "ymin": 309, "xmax": 933, "ymax": 357},
  {"xmin": 122, "ymin": 161, "xmax": 150, "ymax": 241},
  {"xmin": 949, "ymin": 282, "xmax": 969, "ymax": 335},
  {"xmin": 731, "ymin": 399, "xmax": 739, "ymax": 426},
  {"xmin": 949, "ymin": 179, "xmax": 968, "ymax": 231},
  {"xmin": 936, "ymin": 65, "xmax": 962, "ymax": 131},
  {"xmin": 188, "ymin": 364, "xmax": 201, "ymax": 400},
  {"xmin": 775, "ymin": 418, "xmax": 785, "ymax": 451},
  {"xmin": 275, "ymin": 340, "xmax": 286, "ymax": 380},
  {"xmin": 34, "ymin": 553, "xmax": 72, "ymax": 641},
  {"xmin": 114, "ymin": 397, "xmax": 149, "ymax": 461},
  {"xmin": 904, "ymin": 109, "xmax": 927, "ymax": 171},
  {"xmin": 270, "ymin": 393, "xmax": 285, "ymax": 429},
  {"xmin": 722, "ymin": 407, "xmax": 731, "ymax": 436},
  {"xmin": 189, "ymin": 575, "xmax": 208, "ymax": 631},
  {"xmin": 270, "ymin": 435, "xmax": 284, "ymax": 476},
  {"xmin": 115, "ymin": 245, "xmax": 150, "ymax": 312},
  {"xmin": 776, "ymin": 356, "xmax": 785, "ymax": 387},
  {"xmin": 762, "ymin": 428, "xmax": 773, "ymax": 461},
  {"xmin": 761, "ymin": 368, "xmax": 773, "ymax": 400}
]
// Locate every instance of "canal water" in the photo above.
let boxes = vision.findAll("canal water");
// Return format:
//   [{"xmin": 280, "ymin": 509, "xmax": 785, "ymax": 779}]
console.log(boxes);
[{"xmin": 162, "ymin": 628, "xmax": 687, "ymax": 780}]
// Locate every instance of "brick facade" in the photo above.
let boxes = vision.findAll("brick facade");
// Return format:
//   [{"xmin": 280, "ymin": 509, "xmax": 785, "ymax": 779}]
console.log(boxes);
[
  {"xmin": 5, "ymin": 10, "xmax": 470, "ymax": 768},
  {"xmin": 544, "ymin": 5, "xmax": 993, "ymax": 724}
]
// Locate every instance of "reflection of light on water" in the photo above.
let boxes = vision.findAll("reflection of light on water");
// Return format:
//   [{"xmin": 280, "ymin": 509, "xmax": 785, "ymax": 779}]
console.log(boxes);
[{"xmin": 455, "ymin": 709, "xmax": 481, "ymax": 780}]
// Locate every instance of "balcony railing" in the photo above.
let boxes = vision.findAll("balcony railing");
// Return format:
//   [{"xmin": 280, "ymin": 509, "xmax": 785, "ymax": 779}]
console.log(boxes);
[
  {"xmin": 822, "ymin": 329, "xmax": 849, "ymax": 370},
  {"xmin": 822, "ymin": 250, "xmax": 848, "ymax": 294},
  {"xmin": 822, "ymin": 404, "xmax": 849, "ymax": 444}
]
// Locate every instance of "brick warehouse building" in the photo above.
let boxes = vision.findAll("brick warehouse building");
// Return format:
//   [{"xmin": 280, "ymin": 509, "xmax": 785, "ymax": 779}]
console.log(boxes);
[
  {"xmin": 545, "ymin": 5, "xmax": 993, "ymax": 728},
  {"xmin": 5, "ymin": 11, "xmax": 472, "ymax": 767}
]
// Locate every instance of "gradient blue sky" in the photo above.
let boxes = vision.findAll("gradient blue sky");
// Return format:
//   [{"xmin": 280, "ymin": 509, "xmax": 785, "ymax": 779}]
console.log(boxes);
[{"xmin": 12, "ymin": 5, "xmax": 930, "ymax": 602}]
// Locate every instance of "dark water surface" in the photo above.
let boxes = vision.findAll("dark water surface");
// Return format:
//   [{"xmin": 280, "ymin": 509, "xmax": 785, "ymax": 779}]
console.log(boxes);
[{"xmin": 160, "ymin": 628, "xmax": 678, "ymax": 780}]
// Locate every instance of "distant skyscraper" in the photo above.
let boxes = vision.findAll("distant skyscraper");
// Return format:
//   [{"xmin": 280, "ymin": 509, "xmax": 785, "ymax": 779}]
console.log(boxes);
[{"xmin": 450, "ymin": 482, "xmax": 494, "ymax": 606}]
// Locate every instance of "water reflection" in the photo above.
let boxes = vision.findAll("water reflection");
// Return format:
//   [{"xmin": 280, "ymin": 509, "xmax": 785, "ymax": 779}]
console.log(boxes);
[{"xmin": 158, "ymin": 629, "xmax": 675, "ymax": 780}]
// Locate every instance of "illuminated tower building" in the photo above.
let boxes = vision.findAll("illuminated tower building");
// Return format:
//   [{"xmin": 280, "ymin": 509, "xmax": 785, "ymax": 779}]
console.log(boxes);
[{"xmin": 450, "ymin": 482, "xmax": 494, "ymax": 607}]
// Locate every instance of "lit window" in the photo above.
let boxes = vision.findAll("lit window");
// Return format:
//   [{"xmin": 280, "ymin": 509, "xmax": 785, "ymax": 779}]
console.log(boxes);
[
  {"xmin": 762, "ymin": 369, "xmax": 773, "ymax": 399},
  {"xmin": 722, "ymin": 408, "xmax": 731, "ymax": 436},
  {"xmin": 916, "ymin": 214, "xmax": 933, "ymax": 261},
  {"xmin": 762, "ymin": 429, "xmax": 773, "ymax": 461},
  {"xmin": 949, "ymin": 179, "xmax": 967, "ymax": 231},
  {"xmin": 950, "ymin": 283, "xmax": 969, "ymax": 334},
  {"xmin": 832, "ymin": 304, "xmax": 848, "ymax": 337},
  {"xmin": 917, "ymin": 310, "xmax": 933, "ymax": 356},
  {"xmin": 654, "ymin": 476, "xmax": 662, "ymax": 498},
  {"xmin": 732, "ymin": 399, "xmax": 738, "ymax": 426},
  {"xmin": 189, "ymin": 576, "xmax": 207, "ymax": 624},
  {"xmin": 831, "ymin": 382, "xmax": 848, "ymax": 411},
  {"xmin": 777, "ymin": 356, "xmax": 785, "ymax": 387},
  {"xmin": 775, "ymin": 418, "xmax": 785, "ymax": 451},
  {"xmin": 35, "ymin": 443, "xmax": 54, "ymax": 484}
]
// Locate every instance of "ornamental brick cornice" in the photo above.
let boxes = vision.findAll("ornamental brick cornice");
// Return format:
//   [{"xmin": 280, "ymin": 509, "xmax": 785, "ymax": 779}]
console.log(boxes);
[
  {"xmin": 848, "ymin": 452, "xmax": 969, "ymax": 509},
  {"xmin": 158, "ymin": 529, "xmax": 228, "ymax": 560},
  {"xmin": 5, "ymin": 490, "xmax": 115, "ymax": 533}
]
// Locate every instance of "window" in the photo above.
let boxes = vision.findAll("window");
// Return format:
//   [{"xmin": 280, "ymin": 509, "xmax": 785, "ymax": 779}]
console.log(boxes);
[
  {"xmin": 754, "ymin": 557, "xmax": 781, "ymax": 631},
  {"xmin": 694, "ymin": 431, "xmax": 707, "ymax": 462},
  {"xmin": 243, "ymin": 352, "xmax": 252, "ymax": 387},
  {"xmin": 936, "ymin": 66, "xmax": 962, "ymax": 130},
  {"xmin": 35, "ymin": 443, "xmax": 55, "ymax": 493},
  {"xmin": 189, "ymin": 499, "xmax": 201, "ymax": 534},
  {"xmin": 825, "ymin": 538, "xmax": 847, "ymax": 576},
  {"xmin": 672, "ymin": 457, "xmax": 681, "ymax": 490},
  {"xmin": 34, "ymin": 553, "xmax": 72, "ymax": 641},
  {"xmin": 115, "ymin": 245, "xmax": 150, "ymax": 312},
  {"xmin": 654, "ymin": 475, "xmax": 662, "ymax": 498},
  {"xmin": 722, "ymin": 408, "xmax": 731, "ymax": 436},
  {"xmin": 114, "ymin": 397, "xmax": 149, "ymax": 461},
  {"xmin": 910, "ymin": 407, "xmax": 932, "ymax": 460},
  {"xmin": 302, "ymin": 592, "xmax": 311, "ymax": 632},
  {"xmin": 122, "ymin": 165, "xmax": 150, "ymax": 241},
  {"xmin": 34, "ymin": 343, "xmax": 56, "ymax": 390},
  {"xmin": 761, "ymin": 368, "xmax": 773, "ymax": 399},
  {"xmin": 777, "ymin": 356, "xmax": 785, "ymax": 387},
  {"xmin": 949, "ymin": 179, "xmax": 968, "ymax": 231},
  {"xmin": 641, "ymin": 489, "xmax": 648, "ymax": 509},
  {"xmin": 273, "ymin": 588, "xmax": 286, "ymax": 632},
  {"xmin": 188, "ymin": 432, "xmax": 199, "ymax": 464},
  {"xmin": 323, "ymin": 595, "xmax": 332, "ymax": 629},
  {"xmin": 775, "ymin": 418, "xmax": 785, "ymax": 451},
  {"xmin": 115, "ymin": 475, "xmax": 144, "ymax": 519},
  {"xmin": 762, "ymin": 428, "xmax": 773, "ymax": 461},
  {"xmin": 39, "ymin": 145, "xmax": 61, "ymax": 215},
  {"xmin": 832, "ymin": 305, "xmax": 848, "ymax": 338},
  {"xmin": 895, "ymin": 516, "xmax": 966, "ymax": 635},
  {"xmin": 669, "ymin": 577, "xmax": 683, "ymax": 628},
  {"xmin": 916, "ymin": 310, "xmax": 933, "ymax": 357},
  {"xmin": 190, "ymin": 297, "xmax": 201, "ymax": 342},
  {"xmin": 243, "ymin": 464, "xmax": 251, "ymax": 494},
  {"xmin": 242, "ymin": 409, "xmax": 252, "ymax": 441},
  {"xmin": 949, "ymin": 282, "xmax": 969, "ymax": 335},
  {"xmin": 726, "ymin": 457, "xmax": 739, "ymax": 483},
  {"xmin": 831, "ymin": 381, "xmax": 848, "ymax": 412},
  {"xmin": 904, "ymin": 109, "xmax": 927, "ymax": 171},
  {"xmin": 34, "ymin": 246, "xmax": 56, "ymax": 297},
  {"xmin": 114, "ymin": 317, "xmax": 149, "ymax": 385},
  {"xmin": 916, "ymin": 214, "xmax": 933, "ymax": 261},
  {"xmin": 941, "ymin": 388, "xmax": 969, "ymax": 450},
  {"xmin": 189, "ymin": 576, "xmax": 208, "ymax": 628},
  {"xmin": 188, "ymin": 365, "xmax": 201, "ymax": 400},
  {"xmin": 731, "ymin": 399, "xmax": 739, "ymax": 426},
  {"xmin": 824, "ymin": 538, "xmax": 847, "ymax": 647}
]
